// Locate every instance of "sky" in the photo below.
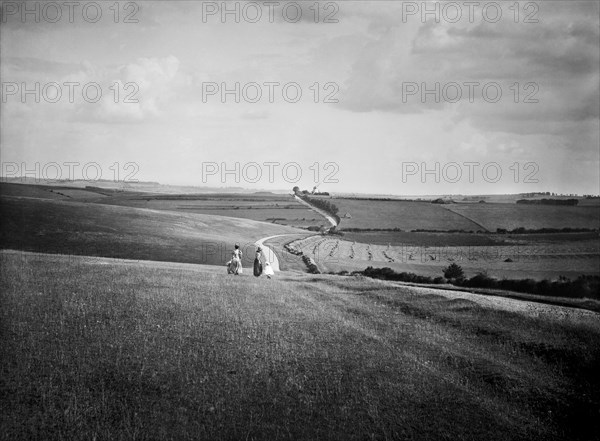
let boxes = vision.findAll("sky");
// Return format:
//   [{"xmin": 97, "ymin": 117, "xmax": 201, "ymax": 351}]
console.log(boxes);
[{"xmin": 1, "ymin": 0, "xmax": 599, "ymax": 195}]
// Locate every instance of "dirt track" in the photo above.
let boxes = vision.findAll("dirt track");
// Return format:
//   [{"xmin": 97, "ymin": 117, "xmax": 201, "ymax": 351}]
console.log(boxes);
[
  {"xmin": 294, "ymin": 195, "xmax": 338, "ymax": 228},
  {"xmin": 395, "ymin": 282, "xmax": 600, "ymax": 326}
]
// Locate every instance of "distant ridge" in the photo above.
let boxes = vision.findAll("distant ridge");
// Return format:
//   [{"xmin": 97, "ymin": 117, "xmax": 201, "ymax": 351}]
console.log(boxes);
[{"xmin": 0, "ymin": 178, "xmax": 289, "ymax": 195}]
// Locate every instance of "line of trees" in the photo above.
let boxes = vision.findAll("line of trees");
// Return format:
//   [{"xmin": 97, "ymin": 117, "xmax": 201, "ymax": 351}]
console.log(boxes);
[
  {"xmin": 302, "ymin": 195, "xmax": 339, "ymax": 217},
  {"xmin": 496, "ymin": 227, "xmax": 595, "ymax": 234},
  {"xmin": 294, "ymin": 188, "xmax": 340, "ymax": 224}
]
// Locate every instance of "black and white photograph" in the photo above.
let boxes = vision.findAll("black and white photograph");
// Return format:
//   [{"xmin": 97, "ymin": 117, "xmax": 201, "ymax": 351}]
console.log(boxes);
[{"xmin": 1, "ymin": 1, "xmax": 599, "ymax": 439}]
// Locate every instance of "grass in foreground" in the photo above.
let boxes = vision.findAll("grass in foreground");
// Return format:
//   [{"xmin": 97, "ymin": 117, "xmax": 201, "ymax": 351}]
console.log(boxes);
[{"xmin": 1, "ymin": 251, "xmax": 599, "ymax": 440}]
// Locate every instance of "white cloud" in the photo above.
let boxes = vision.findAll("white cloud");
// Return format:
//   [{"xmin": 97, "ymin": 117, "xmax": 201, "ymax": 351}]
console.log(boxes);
[{"xmin": 1, "ymin": 1, "xmax": 598, "ymax": 195}]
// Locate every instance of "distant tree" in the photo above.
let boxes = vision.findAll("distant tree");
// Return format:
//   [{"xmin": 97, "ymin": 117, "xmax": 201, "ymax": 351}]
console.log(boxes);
[{"xmin": 443, "ymin": 263, "xmax": 464, "ymax": 281}]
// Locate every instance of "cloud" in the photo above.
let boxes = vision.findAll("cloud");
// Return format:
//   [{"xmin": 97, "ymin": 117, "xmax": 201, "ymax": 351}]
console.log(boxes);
[
  {"xmin": 2, "ymin": 1, "xmax": 597, "ymax": 195},
  {"xmin": 337, "ymin": 2, "xmax": 599, "ymax": 136},
  {"xmin": 1, "ymin": 55, "xmax": 182, "ymax": 123}
]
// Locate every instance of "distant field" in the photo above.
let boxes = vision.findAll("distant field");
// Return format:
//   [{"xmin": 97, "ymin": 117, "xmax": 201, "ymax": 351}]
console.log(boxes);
[
  {"xmin": 113, "ymin": 195, "xmax": 324, "ymax": 229},
  {"xmin": 148, "ymin": 204, "xmax": 321, "ymax": 228},
  {"xmin": 290, "ymin": 235, "xmax": 600, "ymax": 281},
  {"xmin": 2, "ymin": 183, "xmax": 598, "ymax": 284},
  {"xmin": 2, "ymin": 251, "xmax": 599, "ymax": 440},
  {"xmin": 340, "ymin": 231, "xmax": 499, "ymax": 247},
  {"xmin": 333, "ymin": 198, "xmax": 483, "ymax": 230},
  {"xmin": 338, "ymin": 230, "xmax": 600, "ymax": 247},
  {"xmin": 0, "ymin": 183, "xmax": 326, "ymax": 229},
  {"xmin": 577, "ymin": 199, "xmax": 600, "ymax": 206},
  {"xmin": 0, "ymin": 195, "xmax": 305, "ymax": 268},
  {"xmin": 0, "ymin": 182, "xmax": 69, "ymax": 200},
  {"xmin": 444, "ymin": 203, "xmax": 600, "ymax": 231},
  {"xmin": 47, "ymin": 187, "xmax": 110, "ymax": 199},
  {"xmin": 459, "ymin": 195, "xmax": 600, "ymax": 206},
  {"xmin": 332, "ymin": 197, "xmax": 600, "ymax": 232}
]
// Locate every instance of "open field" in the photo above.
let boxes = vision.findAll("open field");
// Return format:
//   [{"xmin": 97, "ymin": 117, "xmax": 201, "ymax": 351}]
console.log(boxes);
[
  {"xmin": 331, "ymin": 197, "xmax": 600, "ymax": 232},
  {"xmin": 1, "ymin": 250, "xmax": 599, "ymax": 441},
  {"xmin": 0, "ymin": 183, "xmax": 75, "ymax": 200},
  {"xmin": 335, "ymin": 193, "xmax": 600, "ymax": 206},
  {"xmin": 2, "ymin": 182, "xmax": 598, "ymax": 285},
  {"xmin": 0, "ymin": 195, "xmax": 307, "ymax": 268},
  {"xmin": 319, "ymin": 197, "xmax": 599, "ymax": 281},
  {"xmin": 339, "ymin": 230, "xmax": 599, "ymax": 248},
  {"xmin": 340, "ymin": 231, "xmax": 500, "ymax": 247},
  {"xmin": 444, "ymin": 203, "xmax": 600, "ymax": 231},
  {"xmin": 98, "ymin": 194, "xmax": 323, "ymax": 229},
  {"xmin": 289, "ymin": 235, "xmax": 600, "ymax": 281},
  {"xmin": 333, "ymin": 198, "xmax": 483, "ymax": 230}
]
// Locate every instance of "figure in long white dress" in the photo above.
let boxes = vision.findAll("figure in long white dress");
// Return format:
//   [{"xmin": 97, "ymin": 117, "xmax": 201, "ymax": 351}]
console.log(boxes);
[
  {"xmin": 263, "ymin": 261, "xmax": 274, "ymax": 279},
  {"xmin": 229, "ymin": 244, "xmax": 243, "ymax": 275}
]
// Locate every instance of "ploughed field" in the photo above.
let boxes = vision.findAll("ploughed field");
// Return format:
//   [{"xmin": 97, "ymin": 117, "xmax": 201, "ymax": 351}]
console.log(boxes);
[
  {"xmin": 288, "ymin": 235, "xmax": 600, "ymax": 281},
  {"xmin": 321, "ymin": 197, "xmax": 599, "ymax": 281}
]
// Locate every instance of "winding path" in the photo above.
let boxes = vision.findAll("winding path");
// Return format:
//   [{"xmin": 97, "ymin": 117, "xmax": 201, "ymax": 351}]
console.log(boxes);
[
  {"xmin": 254, "ymin": 196, "xmax": 339, "ymax": 273},
  {"xmin": 293, "ymin": 195, "xmax": 338, "ymax": 228},
  {"xmin": 255, "ymin": 196, "xmax": 338, "ymax": 272},
  {"xmin": 254, "ymin": 234, "xmax": 292, "ymax": 272}
]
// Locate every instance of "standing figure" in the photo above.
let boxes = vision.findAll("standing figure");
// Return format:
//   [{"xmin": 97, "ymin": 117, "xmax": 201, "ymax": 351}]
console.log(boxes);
[
  {"xmin": 263, "ymin": 261, "xmax": 274, "ymax": 279},
  {"xmin": 229, "ymin": 244, "xmax": 243, "ymax": 275},
  {"xmin": 253, "ymin": 246, "xmax": 263, "ymax": 277}
]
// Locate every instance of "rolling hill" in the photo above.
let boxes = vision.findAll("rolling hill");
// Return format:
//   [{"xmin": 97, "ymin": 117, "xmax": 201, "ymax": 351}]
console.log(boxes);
[{"xmin": 0, "ymin": 194, "xmax": 306, "ymax": 268}]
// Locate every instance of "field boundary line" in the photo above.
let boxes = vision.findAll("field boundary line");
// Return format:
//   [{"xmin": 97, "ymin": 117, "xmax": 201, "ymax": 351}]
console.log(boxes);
[{"xmin": 442, "ymin": 205, "xmax": 490, "ymax": 232}]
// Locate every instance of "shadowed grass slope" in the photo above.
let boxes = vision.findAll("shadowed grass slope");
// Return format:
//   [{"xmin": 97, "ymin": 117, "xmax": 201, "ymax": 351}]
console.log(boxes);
[
  {"xmin": 1, "ymin": 251, "xmax": 599, "ymax": 441},
  {"xmin": 0, "ymin": 196, "xmax": 302, "ymax": 267}
]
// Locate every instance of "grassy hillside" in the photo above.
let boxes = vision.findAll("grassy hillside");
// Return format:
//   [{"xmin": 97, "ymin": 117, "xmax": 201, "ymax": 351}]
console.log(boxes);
[
  {"xmin": 96, "ymin": 193, "xmax": 321, "ymax": 229},
  {"xmin": 0, "ymin": 182, "xmax": 72, "ymax": 200},
  {"xmin": 0, "ymin": 183, "xmax": 322, "ymax": 229},
  {"xmin": 0, "ymin": 195, "xmax": 305, "ymax": 267},
  {"xmin": 1, "ymin": 251, "xmax": 599, "ymax": 441}
]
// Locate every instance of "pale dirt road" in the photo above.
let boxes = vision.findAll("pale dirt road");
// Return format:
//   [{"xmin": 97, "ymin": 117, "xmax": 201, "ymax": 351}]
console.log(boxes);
[
  {"xmin": 294, "ymin": 195, "xmax": 338, "ymax": 228},
  {"xmin": 255, "ymin": 234, "xmax": 303, "ymax": 272},
  {"xmin": 254, "ymin": 194, "xmax": 337, "ymax": 272}
]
